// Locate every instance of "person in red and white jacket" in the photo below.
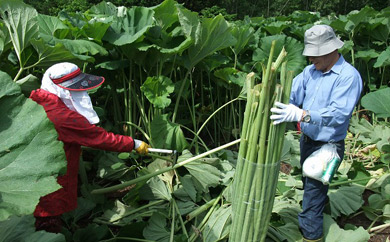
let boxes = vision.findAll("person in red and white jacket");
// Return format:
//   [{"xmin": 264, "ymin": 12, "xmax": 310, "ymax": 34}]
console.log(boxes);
[{"xmin": 30, "ymin": 62, "xmax": 150, "ymax": 233}]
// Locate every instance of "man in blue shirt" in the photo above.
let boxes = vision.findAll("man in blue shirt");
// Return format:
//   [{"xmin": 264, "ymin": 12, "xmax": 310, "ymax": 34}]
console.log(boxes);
[{"xmin": 270, "ymin": 25, "xmax": 362, "ymax": 241}]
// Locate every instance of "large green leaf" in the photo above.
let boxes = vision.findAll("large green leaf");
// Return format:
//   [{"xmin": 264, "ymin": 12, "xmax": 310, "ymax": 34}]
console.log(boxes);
[
  {"xmin": 62, "ymin": 197, "xmax": 96, "ymax": 225},
  {"xmin": 103, "ymin": 6, "xmax": 154, "ymax": 46},
  {"xmin": 323, "ymin": 214, "xmax": 370, "ymax": 242},
  {"xmin": 203, "ymin": 205, "xmax": 231, "ymax": 242},
  {"xmin": 30, "ymin": 39, "xmax": 85, "ymax": 68},
  {"xmin": 179, "ymin": 150, "xmax": 221, "ymax": 193},
  {"xmin": 328, "ymin": 185, "xmax": 364, "ymax": 218},
  {"xmin": 37, "ymin": 13, "xmax": 108, "ymax": 57},
  {"xmin": 330, "ymin": 6, "xmax": 375, "ymax": 35},
  {"xmin": 253, "ymin": 34, "xmax": 305, "ymax": 73},
  {"xmin": 344, "ymin": 6, "xmax": 375, "ymax": 33},
  {"xmin": 147, "ymin": 158, "xmax": 175, "ymax": 185},
  {"xmin": 143, "ymin": 213, "xmax": 170, "ymax": 242},
  {"xmin": 361, "ymin": 87, "xmax": 390, "ymax": 118},
  {"xmin": 0, "ymin": 72, "xmax": 66, "ymax": 221},
  {"xmin": 231, "ymin": 24, "xmax": 254, "ymax": 55},
  {"xmin": 348, "ymin": 116, "xmax": 390, "ymax": 151},
  {"xmin": 367, "ymin": 17, "xmax": 390, "ymax": 44},
  {"xmin": 82, "ymin": 20, "xmax": 111, "ymax": 43},
  {"xmin": 180, "ymin": 13, "xmax": 236, "ymax": 69},
  {"xmin": 36, "ymin": 14, "xmax": 68, "ymax": 43},
  {"xmin": 138, "ymin": 26, "xmax": 193, "ymax": 55},
  {"xmin": 0, "ymin": 23, "xmax": 12, "ymax": 55},
  {"xmin": 348, "ymin": 116, "xmax": 374, "ymax": 143},
  {"xmin": 263, "ymin": 21, "xmax": 290, "ymax": 35},
  {"xmin": 141, "ymin": 176, "xmax": 172, "ymax": 201},
  {"xmin": 177, "ymin": 174, "xmax": 197, "ymax": 202},
  {"xmin": 96, "ymin": 152, "xmax": 132, "ymax": 181},
  {"xmin": 99, "ymin": 200, "xmax": 141, "ymax": 225},
  {"xmin": 152, "ymin": 0, "xmax": 179, "ymax": 30},
  {"xmin": 374, "ymin": 47, "xmax": 390, "ymax": 68},
  {"xmin": 272, "ymin": 198, "xmax": 301, "ymax": 225},
  {"xmin": 150, "ymin": 114, "xmax": 189, "ymax": 152},
  {"xmin": 57, "ymin": 39, "xmax": 108, "ymax": 56},
  {"xmin": 355, "ymin": 49, "xmax": 380, "ymax": 63},
  {"xmin": 176, "ymin": 4, "xmax": 199, "ymax": 38},
  {"xmin": 141, "ymin": 76, "xmax": 175, "ymax": 109},
  {"xmin": 214, "ymin": 68, "xmax": 247, "ymax": 87},
  {"xmin": 88, "ymin": 1, "xmax": 118, "ymax": 16},
  {"xmin": 268, "ymin": 222, "xmax": 302, "ymax": 242},
  {"xmin": 73, "ymin": 224, "xmax": 110, "ymax": 242},
  {"xmin": 0, "ymin": 0, "xmax": 38, "ymax": 63},
  {"xmin": 280, "ymin": 131, "xmax": 301, "ymax": 169},
  {"xmin": 0, "ymin": 215, "xmax": 65, "ymax": 242}
]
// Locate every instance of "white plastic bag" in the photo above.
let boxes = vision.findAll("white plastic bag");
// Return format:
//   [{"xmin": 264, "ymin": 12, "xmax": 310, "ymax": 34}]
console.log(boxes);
[{"xmin": 302, "ymin": 143, "xmax": 340, "ymax": 185}]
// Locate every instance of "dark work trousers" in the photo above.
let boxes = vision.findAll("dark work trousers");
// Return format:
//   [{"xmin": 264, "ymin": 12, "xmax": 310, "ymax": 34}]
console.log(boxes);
[{"xmin": 298, "ymin": 134, "xmax": 345, "ymax": 240}]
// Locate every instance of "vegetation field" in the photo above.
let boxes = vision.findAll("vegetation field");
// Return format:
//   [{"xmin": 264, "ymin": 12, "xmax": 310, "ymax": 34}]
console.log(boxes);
[{"xmin": 0, "ymin": 0, "xmax": 389, "ymax": 241}]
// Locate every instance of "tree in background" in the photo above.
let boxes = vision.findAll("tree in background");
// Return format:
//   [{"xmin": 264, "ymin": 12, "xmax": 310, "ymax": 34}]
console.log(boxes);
[{"xmin": 23, "ymin": 0, "xmax": 390, "ymax": 19}]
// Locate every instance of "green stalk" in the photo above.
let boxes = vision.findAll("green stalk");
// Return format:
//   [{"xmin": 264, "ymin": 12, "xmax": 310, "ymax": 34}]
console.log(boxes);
[
  {"xmin": 172, "ymin": 70, "xmax": 190, "ymax": 123},
  {"xmin": 232, "ymin": 89, "xmax": 255, "ymax": 194},
  {"xmin": 130, "ymin": 86, "xmax": 149, "ymax": 132},
  {"xmin": 122, "ymin": 71, "xmax": 129, "ymax": 135},
  {"xmin": 186, "ymin": 197, "xmax": 218, "ymax": 222},
  {"xmin": 169, "ymin": 201, "xmax": 175, "ymax": 242},
  {"xmin": 231, "ymin": 100, "xmax": 263, "ymax": 241},
  {"xmin": 231, "ymin": 75, "xmax": 260, "ymax": 241},
  {"xmin": 230, "ymin": 100, "xmax": 259, "ymax": 241},
  {"xmin": 251, "ymin": 91, "xmax": 279, "ymax": 241},
  {"xmin": 125, "ymin": 121, "xmax": 151, "ymax": 143},
  {"xmin": 240, "ymin": 163, "xmax": 261, "ymax": 242},
  {"xmin": 128, "ymin": 60, "xmax": 134, "ymax": 136},
  {"xmin": 172, "ymin": 198, "xmax": 189, "ymax": 238},
  {"xmin": 254, "ymin": 64, "xmax": 291, "ymax": 241},
  {"xmin": 91, "ymin": 139, "xmax": 241, "ymax": 195},
  {"xmin": 274, "ymin": 69, "xmax": 294, "ymax": 161},
  {"xmin": 231, "ymin": 43, "xmax": 292, "ymax": 242},
  {"xmin": 189, "ymin": 73, "xmax": 199, "ymax": 153},
  {"xmin": 188, "ymin": 198, "xmax": 222, "ymax": 242},
  {"xmin": 178, "ymin": 124, "xmax": 209, "ymax": 151},
  {"xmin": 242, "ymin": 45, "xmax": 280, "ymax": 241}
]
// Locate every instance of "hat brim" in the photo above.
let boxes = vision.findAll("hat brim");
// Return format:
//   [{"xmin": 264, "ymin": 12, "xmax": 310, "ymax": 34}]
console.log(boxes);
[
  {"xmin": 56, "ymin": 73, "xmax": 105, "ymax": 91},
  {"xmin": 303, "ymin": 38, "xmax": 344, "ymax": 56}
]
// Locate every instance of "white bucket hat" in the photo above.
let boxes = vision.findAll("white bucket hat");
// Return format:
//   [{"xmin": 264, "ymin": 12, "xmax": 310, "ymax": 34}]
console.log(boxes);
[{"xmin": 302, "ymin": 25, "xmax": 344, "ymax": 57}]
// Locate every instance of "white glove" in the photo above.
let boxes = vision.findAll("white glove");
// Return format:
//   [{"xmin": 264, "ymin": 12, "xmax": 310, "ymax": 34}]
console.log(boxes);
[{"xmin": 270, "ymin": 102, "xmax": 303, "ymax": 125}]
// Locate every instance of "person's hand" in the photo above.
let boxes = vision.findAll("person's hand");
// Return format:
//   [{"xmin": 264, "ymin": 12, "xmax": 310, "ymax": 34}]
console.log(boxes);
[
  {"xmin": 270, "ymin": 102, "xmax": 303, "ymax": 125},
  {"xmin": 134, "ymin": 139, "xmax": 151, "ymax": 155}
]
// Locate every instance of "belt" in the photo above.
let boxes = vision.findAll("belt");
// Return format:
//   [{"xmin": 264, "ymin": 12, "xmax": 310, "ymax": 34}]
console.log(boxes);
[
  {"xmin": 302, "ymin": 134, "xmax": 327, "ymax": 145},
  {"xmin": 303, "ymin": 134, "xmax": 343, "ymax": 145}
]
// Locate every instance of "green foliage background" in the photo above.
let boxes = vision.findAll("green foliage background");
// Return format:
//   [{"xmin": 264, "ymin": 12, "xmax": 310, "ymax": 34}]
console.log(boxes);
[{"xmin": 23, "ymin": 0, "xmax": 390, "ymax": 19}]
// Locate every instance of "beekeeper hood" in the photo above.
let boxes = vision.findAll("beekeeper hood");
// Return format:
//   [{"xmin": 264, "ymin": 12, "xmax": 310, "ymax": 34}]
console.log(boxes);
[{"xmin": 41, "ymin": 62, "xmax": 105, "ymax": 124}]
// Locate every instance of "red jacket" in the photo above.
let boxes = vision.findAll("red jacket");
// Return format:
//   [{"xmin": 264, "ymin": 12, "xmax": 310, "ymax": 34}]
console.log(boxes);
[{"xmin": 30, "ymin": 89, "xmax": 134, "ymax": 217}]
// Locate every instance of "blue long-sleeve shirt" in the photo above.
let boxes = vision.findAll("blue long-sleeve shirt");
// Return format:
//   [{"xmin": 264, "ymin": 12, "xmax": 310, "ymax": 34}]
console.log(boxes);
[{"xmin": 290, "ymin": 55, "xmax": 362, "ymax": 142}]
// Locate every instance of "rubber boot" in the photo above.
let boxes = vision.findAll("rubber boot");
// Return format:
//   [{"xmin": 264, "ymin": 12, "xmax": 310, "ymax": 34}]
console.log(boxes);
[{"xmin": 302, "ymin": 236, "xmax": 324, "ymax": 242}]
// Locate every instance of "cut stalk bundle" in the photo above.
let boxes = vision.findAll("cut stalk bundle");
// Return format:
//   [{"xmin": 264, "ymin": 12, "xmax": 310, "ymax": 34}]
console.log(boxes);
[{"xmin": 230, "ymin": 41, "xmax": 293, "ymax": 242}]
